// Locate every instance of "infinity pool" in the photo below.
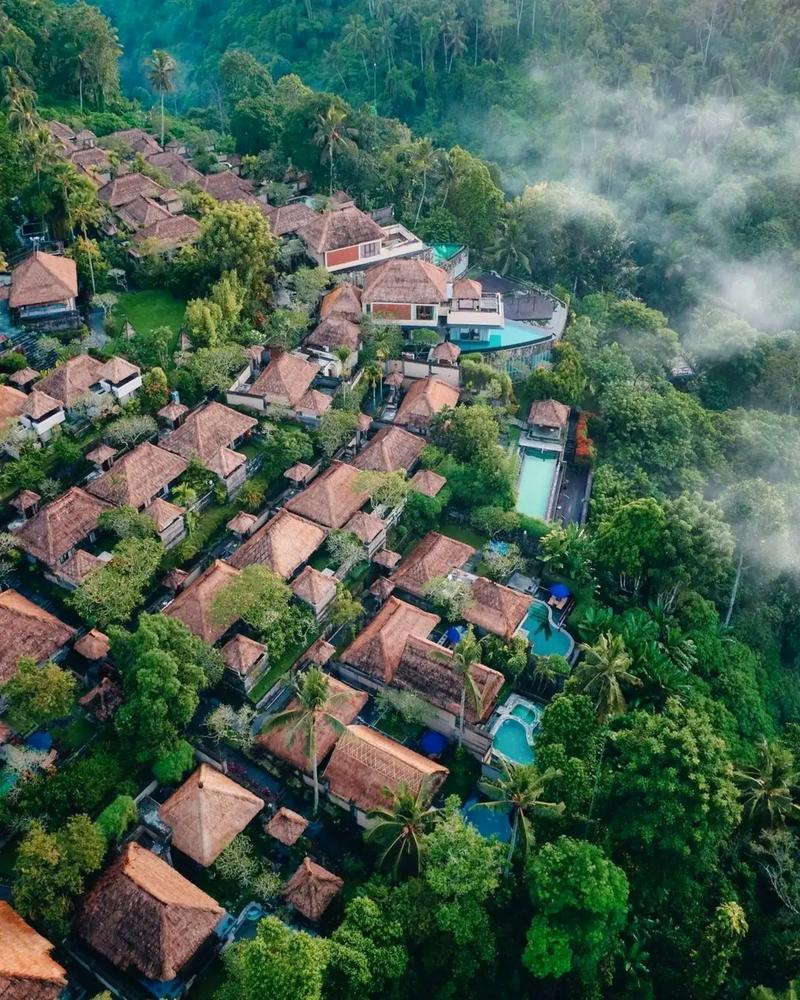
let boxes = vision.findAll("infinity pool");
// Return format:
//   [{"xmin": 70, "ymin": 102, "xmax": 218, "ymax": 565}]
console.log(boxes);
[
  {"xmin": 516, "ymin": 448, "xmax": 559, "ymax": 520},
  {"xmin": 520, "ymin": 599, "xmax": 574, "ymax": 657}
]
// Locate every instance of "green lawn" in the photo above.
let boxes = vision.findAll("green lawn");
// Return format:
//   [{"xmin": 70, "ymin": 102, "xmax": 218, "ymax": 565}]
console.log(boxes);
[
  {"xmin": 111, "ymin": 290, "xmax": 187, "ymax": 364},
  {"xmin": 439, "ymin": 520, "xmax": 489, "ymax": 552}
]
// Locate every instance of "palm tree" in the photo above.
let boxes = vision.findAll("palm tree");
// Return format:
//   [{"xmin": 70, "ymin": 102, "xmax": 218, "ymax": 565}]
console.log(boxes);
[
  {"xmin": 574, "ymin": 632, "xmax": 641, "ymax": 723},
  {"xmin": 363, "ymin": 361, "xmax": 383, "ymax": 408},
  {"xmin": 735, "ymin": 741, "xmax": 800, "ymax": 830},
  {"xmin": 65, "ymin": 180, "xmax": 102, "ymax": 293},
  {"xmin": 450, "ymin": 626, "xmax": 484, "ymax": 745},
  {"xmin": 2, "ymin": 77, "xmax": 37, "ymax": 135},
  {"xmin": 146, "ymin": 49, "xmax": 177, "ymax": 147},
  {"xmin": 341, "ymin": 15, "xmax": 372, "ymax": 82},
  {"xmin": 260, "ymin": 667, "xmax": 349, "ymax": 814},
  {"xmin": 413, "ymin": 138, "xmax": 438, "ymax": 226},
  {"xmin": 312, "ymin": 105, "xmax": 358, "ymax": 196},
  {"xmin": 492, "ymin": 216, "xmax": 531, "ymax": 276},
  {"xmin": 475, "ymin": 761, "xmax": 564, "ymax": 866},
  {"xmin": 365, "ymin": 783, "xmax": 440, "ymax": 877},
  {"xmin": 23, "ymin": 126, "xmax": 53, "ymax": 191}
]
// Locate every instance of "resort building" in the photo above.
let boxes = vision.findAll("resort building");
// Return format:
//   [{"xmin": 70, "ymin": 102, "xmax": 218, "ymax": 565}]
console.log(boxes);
[
  {"xmin": 145, "ymin": 150, "xmax": 204, "ymax": 186},
  {"xmin": 340, "ymin": 596, "xmax": 439, "ymax": 678},
  {"xmin": 0, "ymin": 590, "xmax": 75, "ymax": 684},
  {"xmin": 291, "ymin": 565, "xmax": 338, "ymax": 620},
  {"xmin": 227, "ymin": 508, "xmax": 326, "ymax": 579},
  {"xmin": 19, "ymin": 390, "xmax": 66, "ymax": 441},
  {"xmin": 163, "ymin": 559, "xmax": 241, "ymax": 645},
  {"xmin": 462, "ymin": 574, "xmax": 531, "ymax": 641},
  {"xmin": 101, "ymin": 128, "xmax": 162, "ymax": 155},
  {"xmin": 344, "ymin": 511, "xmax": 388, "ymax": 558},
  {"xmin": 0, "ymin": 900, "xmax": 67, "ymax": 1000},
  {"xmin": 298, "ymin": 206, "xmax": 426, "ymax": 274},
  {"xmin": 320, "ymin": 283, "xmax": 362, "ymax": 323},
  {"xmin": 226, "ymin": 349, "xmax": 330, "ymax": 422},
  {"xmin": 86, "ymin": 441, "xmax": 187, "ymax": 514},
  {"xmin": 221, "ymin": 633, "xmax": 268, "ymax": 692},
  {"xmin": 389, "ymin": 531, "xmax": 475, "ymax": 598},
  {"xmin": 351, "ymin": 426, "xmax": 425, "ymax": 474},
  {"xmin": 161, "ymin": 402, "xmax": 257, "ymax": 496},
  {"xmin": 265, "ymin": 202, "xmax": 319, "ymax": 237},
  {"xmin": 116, "ymin": 194, "xmax": 172, "ymax": 232},
  {"xmin": 8, "ymin": 251, "xmax": 80, "ymax": 332},
  {"xmin": 130, "ymin": 215, "xmax": 201, "ymax": 256},
  {"xmin": 98, "ymin": 172, "xmax": 166, "ymax": 209},
  {"xmin": 394, "ymin": 376, "xmax": 460, "ymax": 432},
  {"xmin": 527, "ymin": 398, "xmax": 571, "ymax": 443},
  {"xmin": 283, "ymin": 858, "xmax": 343, "ymax": 922},
  {"xmin": 284, "ymin": 460, "xmax": 370, "ymax": 530},
  {"xmin": 409, "ymin": 469, "xmax": 448, "ymax": 497},
  {"xmin": 35, "ymin": 353, "xmax": 142, "ymax": 410}
]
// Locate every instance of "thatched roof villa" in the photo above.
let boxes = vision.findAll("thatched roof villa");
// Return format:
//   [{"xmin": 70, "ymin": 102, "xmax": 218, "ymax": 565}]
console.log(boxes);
[
  {"xmin": 283, "ymin": 857, "xmax": 343, "ymax": 922},
  {"xmin": 0, "ymin": 900, "xmax": 67, "ymax": 1000}
]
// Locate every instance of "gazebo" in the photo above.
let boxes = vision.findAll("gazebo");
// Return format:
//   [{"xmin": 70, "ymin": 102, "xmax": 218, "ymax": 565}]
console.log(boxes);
[
  {"xmin": 283, "ymin": 857, "xmax": 343, "ymax": 922},
  {"xmin": 284, "ymin": 462, "xmax": 313, "ymax": 486},
  {"xmin": 266, "ymin": 807, "xmax": 309, "ymax": 846}
]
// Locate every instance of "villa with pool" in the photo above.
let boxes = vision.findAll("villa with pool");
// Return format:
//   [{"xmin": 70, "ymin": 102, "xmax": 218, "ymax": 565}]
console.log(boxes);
[{"xmin": 515, "ymin": 398, "xmax": 572, "ymax": 522}]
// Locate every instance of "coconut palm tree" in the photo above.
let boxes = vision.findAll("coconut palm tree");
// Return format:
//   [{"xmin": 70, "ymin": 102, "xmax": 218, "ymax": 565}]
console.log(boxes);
[
  {"xmin": 2, "ymin": 76, "xmax": 37, "ymax": 135},
  {"xmin": 412, "ymin": 139, "xmax": 438, "ymax": 227},
  {"xmin": 312, "ymin": 105, "xmax": 358, "ymax": 196},
  {"xmin": 491, "ymin": 215, "xmax": 531, "ymax": 276},
  {"xmin": 365, "ymin": 783, "xmax": 440, "ymax": 877},
  {"xmin": 146, "ymin": 49, "xmax": 177, "ymax": 147},
  {"xmin": 260, "ymin": 666, "xmax": 350, "ymax": 815},
  {"xmin": 574, "ymin": 632, "xmax": 641, "ymax": 723},
  {"xmin": 363, "ymin": 361, "xmax": 383, "ymax": 408},
  {"xmin": 23, "ymin": 126, "xmax": 54, "ymax": 191},
  {"xmin": 450, "ymin": 626, "xmax": 484, "ymax": 745},
  {"xmin": 341, "ymin": 15, "xmax": 372, "ymax": 82},
  {"xmin": 475, "ymin": 761, "xmax": 564, "ymax": 866},
  {"xmin": 735, "ymin": 741, "xmax": 800, "ymax": 830}
]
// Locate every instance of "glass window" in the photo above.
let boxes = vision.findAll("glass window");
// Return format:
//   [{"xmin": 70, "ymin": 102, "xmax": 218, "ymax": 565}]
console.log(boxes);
[
  {"xmin": 416, "ymin": 305, "xmax": 435, "ymax": 321},
  {"xmin": 360, "ymin": 241, "xmax": 381, "ymax": 259}
]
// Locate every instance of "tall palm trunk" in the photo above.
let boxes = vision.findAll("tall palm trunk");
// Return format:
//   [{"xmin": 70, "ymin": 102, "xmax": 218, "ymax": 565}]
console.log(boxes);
[
  {"xmin": 414, "ymin": 170, "xmax": 428, "ymax": 225},
  {"xmin": 160, "ymin": 88, "xmax": 166, "ymax": 146},
  {"xmin": 458, "ymin": 685, "xmax": 466, "ymax": 745},
  {"xmin": 329, "ymin": 142, "xmax": 334, "ymax": 195},
  {"xmin": 507, "ymin": 809, "xmax": 519, "ymax": 868},
  {"xmin": 311, "ymin": 723, "xmax": 320, "ymax": 814},
  {"xmin": 79, "ymin": 76, "xmax": 83, "ymax": 114}
]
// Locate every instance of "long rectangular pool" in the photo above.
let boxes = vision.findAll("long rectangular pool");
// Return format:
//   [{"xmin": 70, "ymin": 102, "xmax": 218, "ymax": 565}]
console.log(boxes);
[{"xmin": 516, "ymin": 448, "xmax": 559, "ymax": 520}]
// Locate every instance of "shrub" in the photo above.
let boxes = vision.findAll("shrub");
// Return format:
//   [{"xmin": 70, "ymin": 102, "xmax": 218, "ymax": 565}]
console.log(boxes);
[
  {"xmin": 95, "ymin": 794, "xmax": 138, "ymax": 844},
  {"xmin": 575, "ymin": 411, "xmax": 596, "ymax": 467},
  {"xmin": 152, "ymin": 739, "xmax": 196, "ymax": 785}
]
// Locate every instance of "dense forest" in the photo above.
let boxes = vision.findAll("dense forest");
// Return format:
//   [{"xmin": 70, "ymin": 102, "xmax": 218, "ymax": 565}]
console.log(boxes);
[{"xmin": 2, "ymin": 0, "xmax": 800, "ymax": 997}]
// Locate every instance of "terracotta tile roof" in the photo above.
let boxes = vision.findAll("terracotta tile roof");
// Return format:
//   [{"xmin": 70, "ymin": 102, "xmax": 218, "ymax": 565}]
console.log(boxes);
[
  {"xmin": 464, "ymin": 577, "xmax": 531, "ymax": 640},
  {"xmin": 304, "ymin": 638, "xmax": 336, "ymax": 665},
  {"xmin": 86, "ymin": 443, "xmax": 116, "ymax": 464},
  {"xmin": 248, "ymin": 350, "xmax": 319, "ymax": 407},
  {"xmin": 145, "ymin": 150, "xmax": 203, "ymax": 186},
  {"xmin": 59, "ymin": 548, "xmax": 103, "ymax": 585},
  {"xmin": 297, "ymin": 389, "xmax": 332, "ymax": 416},
  {"xmin": 431, "ymin": 340, "xmax": 461, "ymax": 363},
  {"xmin": 372, "ymin": 548, "xmax": 401, "ymax": 569},
  {"xmin": 369, "ymin": 576, "xmax": 396, "ymax": 600},
  {"xmin": 159, "ymin": 764, "xmax": 264, "ymax": 867},
  {"xmin": 9, "ymin": 252, "xmax": 78, "ymax": 309},
  {"xmin": 0, "ymin": 384, "xmax": 27, "ymax": 421},
  {"xmin": 74, "ymin": 628, "xmax": 110, "ymax": 661},
  {"xmin": 11, "ymin": 489, "xmax": 40, "ymax": 511},
  {"xmin": 266, "ymin": 807, "xmax": 308, "ymax": 846},
  {"xmin": 97, "ymin": 355, "xmax": 141, "ymax": 385},
  {"xmin": 0, "ymin": 590, "xmax": 75, "ymax": 684},
  {"xmin": 304, "ymin": 317, "xmax": 361, "ymax": 352},
  {"xmin": 291, "ymin": 566, "xmax": 337, "ymax": 611},
  {"xmin": 132, "ymin": 214, "xmax": 201, "ymax": 251},
  {"xmin": 101, "ymin": 128, "xmax": 161, "ymax": 154},
  {"xmin": 389, "ymin": 531, "xmax": 475, "ymax": 598},
  {"xmin": 69, "ymin": 146, "xmax": 111, "ymax": 170},
  {"xmin": 320, "ymin": 283, "xmax": 362, "ymax": 322},
  {"xmin": 0, "ymin": 901, "xmax": 66, "ymax": 996},
  {"xmin": 284, "ymin": 461, "xmax": 369, "ymax": 529},
  {"xmin": 22, "ymin": 390, "xmax": 63, "ymax": 421},
  {"xmin": 265, "ymin": 202, "xmax": 318, "ymax": 236},
  {"xmin": 528, "ymin": 398, "xmax": 570, "ymax": 429},
  {"xmin": 395, "ymin": 377, "xmax": 460, "ymax": 429},
  {"xmin": 145, "ymin": 497, "xmax": 185, "ymax": 533},
  {"xmin": 284, "ymin": 462, "xmax": 313, "ymax": 483},
  {"xmin": 116, "ymin": 194, "xmax": 171, "ymax": 231},
  {"xmin": 352, "ymin": 426, "xmax": 425, "ymax": 473},
  {"xmin": 14, "ymin": 486, "xmax": 111, "ymax": 567},
  {"xmin": 226, "ymin": 511, "xmax": 257, "ymax": 535},
  {"xmin": 362, "ymin": 259, "xmax": 449, "ymax": 305},
  {"xmin": 341, "ymin": 596, "xmax": 439, "ymax": 682},
  {"xmin": 158, "ymin": 401, "xmax": 189, "ymax": 422},
  {"xmin": 257, "ymin": 675, "xmax": 367, "ymax": 771},
  {"xmin": 410, "ymin": 469, "xmax": 447, "ymax": 497},
  {"xmin": 164, "ymin": 559, "xmax": 241, "ymax": 644},
  {"xmin": 200, "ymin": 172, "xmax": 255, "ymax": 201},
  {"xmin": 221, "ymin": 633, "xmax": 266, "ymax": 676},
  {"xmin": 35, "ymin": 354, "xmax": 104, "ymax": 408},
  {"xmin": 228, "ymin": 509, "xmax": 326, "ymax": 578},
  {"xmin": 47, "ymin": 120, "xmax": 76, "ymax": 142},
  {"xmin": 8, "ymin": 366, "xmax": 39, "ymax": 387},
  {"xmin": 453, "ymin": 278, "xmax": 483, "ymax": 299},
  {"xmin": 344, "ymin": 511, "xmax": 385, "ymax": 545},
  {"xmin": 298, "ymin": 206, "xmax": 384, "ymax": 254},
  {"xmin": 283, "ymin": 857, "xmax": 342, "ymax": 922},
  {"xmin": 98, "ymin": 172, "xmax": 166, "ymax": 207},
  {"xmin": 77, "ymin": 842, "xmax": 223, "ymax": 982},
  {"xmin": 163, "ymin": 568, "xmax": 188, "ymax": 591},
  {"xmin": 161, "ymin": 402, "xmax": 257, "ymax": 465},
  {"xmin": 206, "ymin": 446, "xmax": 246, "ymax": 480},
  {"xmin": 324, "ymin": 724, "xmax": 448, "ymax": 814},
  {"xmin": 87, "ymin": 442, "xmax": 187, "ymax": 508}
]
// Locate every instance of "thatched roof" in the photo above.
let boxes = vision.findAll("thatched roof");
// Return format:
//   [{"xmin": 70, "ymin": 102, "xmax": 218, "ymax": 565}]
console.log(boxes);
[
  {"xmin": 0, "ymin": 901, "xmax": 66, "ymax": 1000},
  {"xmin": 452, "ymin": 278, "xmax": 483, "ymax": 299},
  {"xmin": 431, "ymin": 341, "xmax": 461, "ymax": 364},
  {"xmin": 116, "ymin": 194, "xmax": 171, "ymax": 231},
  {"xmin": 372, "ymin": 548, "xmax": 401, "ymax": 569},
  {"xmin": 304, "ymin": 638, "xmax": 336, "ymax": 665},
  {"xmin": 249, "ymin": 350, "xmax": 319, "ymax": 407},
  {"xmin": 86, "ymin": 443, "xmax": 116, "ymax": 465},
  {"xmin": 265, "ymin": 202, "xmax": 318, "ymax": 236},
  {"xmin": 11, "ymin": 488, "xmax": 40, "ymax": 512},
  {"xmin": 36, "ymin": 354, "xmax": 103, "ymax": 407},
  {"xmin": 228, "ymin": 509, "xmax": 326, "ymax": 578},
  {"xmin": 87, "ymin": 442, "xmax": 187, "ymax": 509},
  {"xmin": 266, "ymin": 807, "xmax": 308, "ymax": 846},
  {"xmin": 344, "ymin": 511, "xmax": 386, "ymax": 546},
  {"xmin": 325, "ymin": 725, "xmax": 448, "ymax": 814},
  {"xmin": 362, "ymin": 259, "xmax": 448, "ymax": 305},
  {"xmin": 161, "ymin": 402, "xmax": 257, "ymax": 465},
  {"xmin": 291, "ymin": 566, "xmax": 337, "ymax": 612},
  {"xmin": 304, "ymin": 317, "xmax": 361, "ymax": 352},
  {"xmin": 528, "ymin": 398, "xmax": 570, "ymax": 429},
  {"xmin": 410, "ymin": 469, "xmax": 447, "ymax": 497},
  {"xmin": 9, "ymin": 252, "xmax": 77, "ymax": 309},
  {"xmin": 395, "ymin": 377, "xmax": 459, "ymax": 429},
  {"xmin": 145, "ymin": 150, "xmax": 203, "ymax": 186},
  {"xmin": 163, "ymin": 568, "xmax": 188, "ymax": 591},
  {"xmin": 98, "ymin": 172, "xmax": 166, "ymax": 208},
  {"xmin": 257, "ymin": 676, "xmax": 367, "ymax": 772},
  {"xmin": 164, "ymin": 559, "xmax": 240, "ymax": 644},
  {"xmin": 298, "ymin": 207, "xmax": 384, "ymax": 253},
  {"xmin": 59, "ymin": 548, "xmax": 103, "ymax": 586},
  {"xmin": 369, "ymin": 576, "xmax": 395, "ymax": 601},
  {"xmin": 341, "ymin": 596, "xmax": 439, "ymax": 682},
  {"xmin": 227, "ymin": 511, "xmax": 257, "ymax": 535},
  {"xmin": 298, "ymin": 389, "xmax": 333, "ymax": 416},
  {"xmin": 284, "ymin": 462, "xmax": 313, "ymax": 483},
  {"xmin": 283, "ymin": 857, "xmax": 342, "ymax": 921},
  {"xmin": 320, "ymin": 283, "xmax": 362, "ymax": 323},
  {"xmin": 221, "ymin": 633, "xmax": 266, "ymax": 676},
  {"xmin": 206, "ymin": 446, "xmax": 246, "ymax": 480},
  {"xmin": 464, "ymin": 577, "xmax": 530, "ymax": 640},
  {"xmin": 8, "ymin": 367, "xmax": 40, "ymax": 388},
  {"xmin": 385, "ymin": 371, "xmax": 404, "ymax": 388},
  {"xmin": 145, "ymin": 497, "xmax": 185, "ymax": 533},
  {"xmin": 357, "ymin": 413, "xmax": 372, "ymax": 432},
  {"xmin": 132, "ymin": 214, "xmax": 201, "ymax": 251},
  {"xmin": 14, "ymin": 486, "xmax": 111, "ymax": 567},
  {"xmin": 77, "ymin": 842, "xmax": 224, "ymax": 982},
  {"xmin": 352, "ymin": 426, "xmax": 425, "ymax": 473},
  {"xmin": 389, "ymin": 531, "xmax": 475, "ymax": 598},
  {"xmin": 0, "ymin": 384, "xmax": 27, "ymax": 422},
  {"xmin": 74, "ymin": 628, "xmax": 110, "ymax": 661},
  {"xmin": 78, "ymin": 676, "xmax": 123, "ymax": 721},
  {"xmin": 158, "ymin": 401, "xmax": 189, "ymax": 423},
  {"xmin": 285, "ymin": 461, "xmax": 369, "ymax": 529},
  {"xmin": 159, "ymin": 764, "xmax": 264, "ymax": 867}
]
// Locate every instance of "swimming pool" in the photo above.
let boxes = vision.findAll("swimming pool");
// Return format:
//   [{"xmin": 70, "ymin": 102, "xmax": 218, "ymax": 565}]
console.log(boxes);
[
  {"xmin": 489, "ymin": 694, "xmax": 543, "ymax": 766},
  {"xmin": 519, "ymin": 599, "xmax": 574, "ymax": 658},
  {"xmin": 463, "ymin": 795, "xmax": 512, "ymax": 842},
  {"xmin": 453, "ymin": 319, "xmax": 553, "ymax": 353},
  {"xmin": 516, "ymin": 448, "xmax": 560, "ymax": 520}
]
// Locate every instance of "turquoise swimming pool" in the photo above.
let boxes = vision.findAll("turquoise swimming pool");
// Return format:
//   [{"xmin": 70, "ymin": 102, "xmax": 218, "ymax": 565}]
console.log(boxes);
[
  {"xmin": 454, "ymin": 319, "xmax": 553, "ymax": 353},
  {"xmin": 520, "ymin": 599, "xmax": 574, "ymax": 657},
  {"xmin": 516, "ymin": 448, "xmax": 559, "ymax": 520},
  {"xmin": 493, "ymin": 718, "xmax": 535, "ymax": 764}
]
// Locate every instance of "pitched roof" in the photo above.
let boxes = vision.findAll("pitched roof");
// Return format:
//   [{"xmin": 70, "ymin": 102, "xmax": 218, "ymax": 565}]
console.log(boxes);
[
  {"xmin": 221, "ymin": 633, "xmax": 266, "ymax": 676},
  {"xmin": 22, "ymin": 390, "xmax": 63, "ymax": 421},
  {"xmin": 291, "ymin": 566, "xmax": 337, "ymax": 611},
  {"xmin": 35, "ymin": 354, "xmax": 104, "ymax": 407},
  {"xmin": 0, "ymin": 384, "xmax": 28, "ymax": 421},
  {"xmin": 161, "ymin": 402, "xmax": 257, "ymax": 465},
  {"xmin": 226, "ymin": 511, "xmax": 257, "ymax": 535},
  {"xmin": 325, "ymin": 724, "xmax": 448, "ymax": 814},
  {"xmin": 158, "ymin": 401, "xmax": 189, "ymax": 422},
  {"xmin": 11, "ymin": 489, "xmax": 40, "ymax": 511},
  {"xmin": 528, "ymin": 398, "xmax": 570, "ymax": 429},
  {"xmin": 86, "ymin": 443, "xmax": 116, "ymax": 464},
  {"xmin": 101, "ymin": 128, "xmax": 161, "ymax": 154},
  {"xmin": 369, "ymin": 576, "xmax": 396, "ymax": 600},
  {"xmin": 86, "ymin": 442, "xmax": 187, "ymax": 508},
  {"xmin": 341, "ymin": 596, "xmax": 439, "ymax": 682},
  {"xmin": 431, "ymin": 340, "xmax": 461, "ymax": 363},
  {"xmin": 132, "ymin": 214, "xmax": 201, "ymax": 250},
  {"xmin": 0, "ymin": 590, "xmax": 75, "ymax": 684},
  {"xmin": 372, "ymin": 548, "xmax": 401, "ymax": 569},
  {"xmin": 159, "ymin": 764, "xmax": 264, "ymax": 867},
  {"xmin": 164, "ymin": 559, "xmax": 240, "ymax": 644},
  {"xmin": 59, "ymin": 548, "xmax": 104, "ymax": 586},
  {"xmin": 228, "ymin": 509, "xmax": 326, "ymax": 578},
  {"xmin": 77, "ymin": 843, "xmax": 223, "ymax": 982},
  {"xmin": 362, "ymin": 258, "xmax": 449, "ymax": 305},
  {"xmin": 205, "ymin": 446, "xmax": 246, "ymax": 480},
  {"xmin": 46, "ymin": 120, "xmax": 76, "ymax": 142},
  {"xmin": 74, "ymin": 628, "xmax": 110, "ymax": 661},
  {"xmin": 453, "ymin": 278, "xmax": 483, "ymax": 299},
  {"xmin": 14, "ymin": 486, "xmax": 111, "ymax": 567},
  {"xmin": 389, "ymin": 531, "xmax": 475, "ymax": 598},
  {"xmin": 304, "ymin": 317, "xmax": 361, "ymax": 352},
  {"xmin": 248, "ymin": 350, "xmax": 319, "ymax": 407},
  {"xmin": 464, "ymin": 577, "xmax": 530, "ymax": 640},
  {"xmin": 320, "ymin": 283, "xmax": 362, "ymax": 322},
  {"xmin": 116, "ymin": 194, "xmax": 172, "ymax": 231},
  {"xmin": 145, "ymin": 150, "xmax": 203, "ymax": 186},
  {"xmin": 265, "ymin": 202, "xmax": 319, "ymax": 236},
  {"xmin": 97, "ymin": 355, "xmax": 141, "ymax": 385},
  {"xmin": 344, "ymin": 511, "xmax": 386, "ymax": 544},
  {"xmin": 8, "ymin": 366, "xmax": 40, "ymax": 387},
  {"xmin": 266, "ymin": 807, "xmax": 308, "ymax": 846},
  {"xmin": 283, "ymin": 857, "xmax": 342, "ymax": 922},
  {"xmin": 9, "ymin": 252, "xmax": 78, "ymax": 309},
  {"xmin": 98, "ymin": 172, "xmax": 166, "ymax": 207},
  {"xmin": 352, "ymin": 426, "xmax": 425, "ymax": 473},
  {"xmin": 297, "ymin": 389, "xmax": 333, "ymax": 416},
  {"xmin": 69, "ymin": 146, "xmax": 112, "ymax": 171},
  {"xmin": 410, "ymin": 469, "xmax": 447, "ymax": 497},
  {"xmin": 257, "ymin": 676, "xmax": 367, "ymax": 771},
  {"xmin": 0, "ymin": 901, "xmax": 66, "ymax": 997},
  {"xmin": 304, "ymin": 638, "xmax": 336, "ymax": 665},
  {"xmin": 284, "ymin": 461, "xmax": 369, "ymax": 529},
  {"xmin": 284, "ymin": 462, "xmax": 313, "ymax": 483},
  {"xmin": 145, "ymin": 496, "xmax": 185, "ymax": 532},
  {"xmin": 200, "ymin": 172, "xmax": 255, "ymax": 202},
  {"xmin": 395, "ymin": 377, "xmax": 460, "ymax": 428},
  {"xmin": 298, "ymin": 206, "xmax": 384, "ymax": 253}
]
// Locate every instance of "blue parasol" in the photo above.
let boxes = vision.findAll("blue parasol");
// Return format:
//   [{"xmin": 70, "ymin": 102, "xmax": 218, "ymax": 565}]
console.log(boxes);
[{"xmin": 550, "ymin": 583, "xmax": 571, "ymax": 599}]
